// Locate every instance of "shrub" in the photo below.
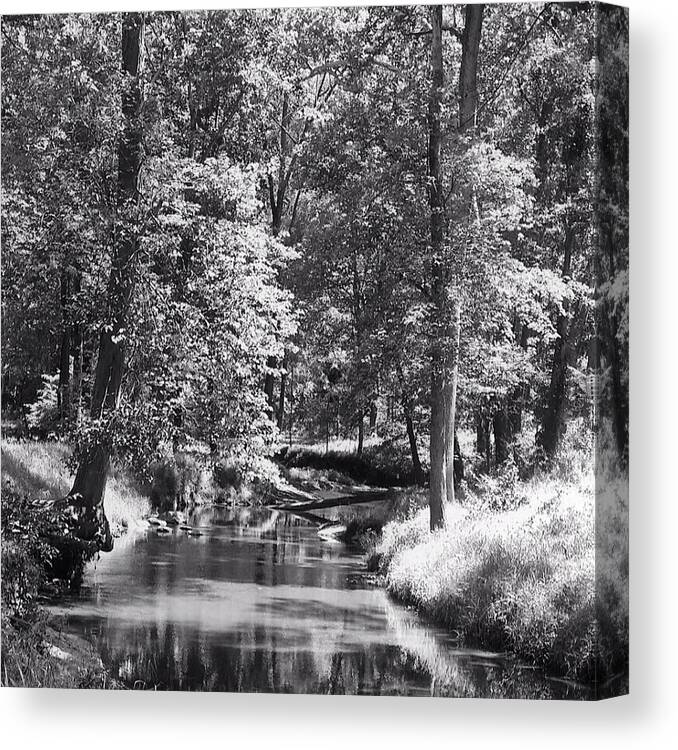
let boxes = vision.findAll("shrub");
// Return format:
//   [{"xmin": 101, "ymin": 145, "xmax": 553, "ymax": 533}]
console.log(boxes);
[
  {"xmin": 1, "ymin": 480, "xmax": 92, "ymax": 619},
  {"xmin": 24, "ymin": 374, "xmax": 60, "ymax": 438},
  {"xmin": 214, "ymin": 457, "xmax": 243, "ymax": 492}
]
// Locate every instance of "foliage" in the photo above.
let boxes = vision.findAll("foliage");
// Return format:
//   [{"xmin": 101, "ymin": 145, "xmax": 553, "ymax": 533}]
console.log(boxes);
[
  {"xmin": 24, "ymin": 374, "xmax": 60, "ymax": 438},
  {"xmin": 282, "ymin": 439, "xmax": 421, "ymax": 487},
  {"xmin": 1, "ymin": 6, "xmax": 627, "ymax": 479},
  {"xmin": 1, "ymin": 480, "xmax": 80, "ymax": 619}
]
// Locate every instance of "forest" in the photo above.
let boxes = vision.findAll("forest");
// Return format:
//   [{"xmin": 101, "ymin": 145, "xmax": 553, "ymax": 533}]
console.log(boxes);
[{"xmin": 1, "ymin": 3, "xmax": 628, "ymax": 698}]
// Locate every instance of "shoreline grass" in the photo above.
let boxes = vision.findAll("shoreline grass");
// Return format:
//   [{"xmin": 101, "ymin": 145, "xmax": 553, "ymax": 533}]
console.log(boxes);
[
  {"xmin": 374, "ymin": 471, "xmax": 628, "ymax": 688},
  {"xmin": 1, "ymin": 439, "xmax": 152, "ymax": 533}
]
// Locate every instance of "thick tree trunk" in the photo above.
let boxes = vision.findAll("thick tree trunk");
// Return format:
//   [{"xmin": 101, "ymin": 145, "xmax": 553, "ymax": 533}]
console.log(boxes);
[
  {"xmin": 357, "ymin": 414, "xmax": 364, "ymax": 456},
  {"xmin": 476, "ymin": 411, "xmax": 491, "ymax": 472},
  {"xmin": 458, "ymin": 5, "xmax": 484, "ymax": 130},
  {"xmin": 537, "ymin": 228, "xmax": 574, "ymax": 458},
  {"xmin": 476, "ymin": 410, "xmax": 487, "ymax": 454},
  {"xmin": 68, "ymin": 12, "xmax": 145, "ymax": 552},
  {"xmin": 427, "ymin": 5, "xmax": 446, "ymax": 530},
  {"xmin": 262, "ymin": 97, "xmax": 292, "ymax": 415},
  {"xmin": 454, "ymin": 432, "xmax": 464, "ymax": 486},
  {"xmin": 493, "ymin": 409, "xmax": 510, "ymax": 465},
  {"xmin": 537, "ymin": 315, "xmax": 569, "ymax": 458},
  {"xmin": 58, "ymin": 269, "xmax": 71, "ymax": 422},
  {"xmin": 429, "ymin": 360, "xmax": 447, "ymax": 530},
  {"xmin": 444, "ymin": 299, "xmax": 461, "ymax": 502},
  {"xmin": 71, "ymin": 272, "xmax": 83, "ymax": 425},
  {"xmin": 403, "ymin": 398, "xmax": 424, "ymax": 486},
  {"xmin": 508, "ymin": 323, "xmax": 529, "ymax": 437},
  {"xmin": 369, "ymin": 402, "xmax": 377, "ymax": 431},
  {"xmin": 428, "ymin": 4, "xmax": 483, "ymax": 523},
  {"xmin": 277, "ymin": 351, "xmax": 287, "ymax": 430},
  {"xmin": 264, "ymin": 355, "xmax": 276, "ymax": 417}
]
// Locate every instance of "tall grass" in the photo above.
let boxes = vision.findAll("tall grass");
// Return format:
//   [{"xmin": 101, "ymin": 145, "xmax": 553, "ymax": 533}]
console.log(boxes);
[
  {"xmin": 376, "ymin": 468, "xmax": 628, "ymax": 686},
  {"xmin": 1, "ymin": 439, "xmax": 152, "ymax": 530},
  {"xmin": 1, "ymin": 615, "xmax": 117, "ymax": 689}
]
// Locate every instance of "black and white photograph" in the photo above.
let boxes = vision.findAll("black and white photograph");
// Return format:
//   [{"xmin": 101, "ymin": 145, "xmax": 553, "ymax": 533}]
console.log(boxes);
[{"xmin": 1, "ymin": 2, "xmax": 629, "ymax": 703}]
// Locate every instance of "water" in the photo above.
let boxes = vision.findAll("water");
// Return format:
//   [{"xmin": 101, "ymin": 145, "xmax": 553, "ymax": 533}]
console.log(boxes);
[{"xmin": 50, "ymin": 505, "xmax": 591, "ymax": 698}]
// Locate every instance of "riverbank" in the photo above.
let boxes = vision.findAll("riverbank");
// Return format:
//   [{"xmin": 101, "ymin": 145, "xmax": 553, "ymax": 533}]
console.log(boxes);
[
  {"xmin": 2, "ymin": 612, "xmax": 121, "ymax": 688},
  {"xmin": 1, "ymin": 440, "xmax": 150, "ymax": 688},
  {"xmin": 372, "ymin": 474, "xmax": 628, "ymax": 691},
  {"xmin": 1, "ymin": 439, "xmax": 152, "ymax": 537},
  {"xmin": 1, "ymin": 437, "xmax": 628, "ymax": 693}
]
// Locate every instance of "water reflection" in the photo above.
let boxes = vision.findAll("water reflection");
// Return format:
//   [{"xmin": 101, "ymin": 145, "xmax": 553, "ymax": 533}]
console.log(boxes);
[{"xmin": 50, "ymin": 506, "xmax": 591, "ymax": 698}]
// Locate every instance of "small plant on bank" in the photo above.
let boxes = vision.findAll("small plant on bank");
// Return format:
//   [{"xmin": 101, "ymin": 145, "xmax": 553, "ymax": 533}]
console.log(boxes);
[{"xmin": 24, "ymin": 374, "xmax": 60, "ymax": 439}]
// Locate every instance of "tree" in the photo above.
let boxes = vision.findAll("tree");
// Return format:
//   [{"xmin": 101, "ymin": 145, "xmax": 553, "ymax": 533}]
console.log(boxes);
[
  {"xmin": 427, "ymin": 4, "xmax": 447, "ymax": 530},
  {"xmin": 594, "ymin": 3, "xmax": 628, "ymax": 467},
  {"xmin": 1, "ymin": 14, "xmax": 120, "ymax": 429},
  {"xmin": 67, "ymin": 13, "xmax": 146, "ymax": 550},
  {"xmin": 427, "ymin": 4, "xmax": 483, "ymax": 530}
]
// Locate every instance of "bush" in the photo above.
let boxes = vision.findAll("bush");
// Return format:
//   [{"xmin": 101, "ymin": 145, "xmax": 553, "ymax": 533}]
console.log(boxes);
[
  {"xmin": 24, "ymin": 373, "xmax": 60, "ymax": 438},
  {"xmin": 213, "ymin": 457, "xmax": 243, "ymax": 492},
  {"xmin": 471, "ymin": 456, "xmax": 524, "ymax": 512},
  {"xmin": 1, "ymin": 480, "xmax": 92, "ymax": 619}
]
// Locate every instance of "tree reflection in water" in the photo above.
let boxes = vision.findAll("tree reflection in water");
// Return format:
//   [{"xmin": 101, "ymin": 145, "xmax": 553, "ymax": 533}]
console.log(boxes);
[{"xmin": 54, "ymin": 507, "xmax": 592, "ymax": 698}]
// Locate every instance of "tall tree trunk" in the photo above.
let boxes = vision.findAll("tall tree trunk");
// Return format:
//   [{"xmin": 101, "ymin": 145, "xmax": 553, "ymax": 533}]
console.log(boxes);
[
  {"xmin": 444, "ymin": 299, "xmax": 461, "ymax": 500},
  {"xmin": 57, "ymin": 268, "xmax": 71, "ymax": 423},
  {"xmin": 357, "ymin": 414, "xmax": 364, "ymax": 456},
  {"xmin": 430, "ymin": 4, "xmax": 484, "ymax": 517},
  {"xmin": 287, "ymin": 362, "xmax": 294, "ymax": 443},
  {"xmin": 476, "ymin": 410, "xmax": 487, "ymax": 454},
  {"xmin": 263, "ymin": 94, "xmax": 294, "ymax": 413},
  {"xmin": 458, "ymin": 4, "xmax": 484, "ymax": 131},
  {"xmin": 264, "ymin": 355, "xmax": 276, "ymax": 418},
  {"xmin": 71, "ymin": 272, "xmax": 83, "ymax": 425},
  {"xmin": 403, "ymin": 397, "xmax": 424, "ymax": 486},
  {"xmin": 537, "ymin": 227, "xmax": 574, "ymax": 458},
  {"xmin": 369, "ymin": 402, "xmax": 377, "ymax": 432},
  {"xmin": 454, "ymin": 432, "xmax": 464, "ymax": 485},
  {"xmin": 427, "ymin": 4, "xmax": 447, "ymax": 530},
  {"xmin": 476, "ymin": 411, "xmax": 492, "ymax": 472},
  {"xmin": 68, "ymin": 12, "xmax": 145, "ymax": 552},
  {"xmin": 493, "ymin": 409, "xmax": 510, "ymax": 465},
  {"xmin": 508, "ymin": 322, "xmax": 529, "ymax": 437},
  {"xmin": 277, "ymin": 351, "xmax": 288, "ymax": 431}
]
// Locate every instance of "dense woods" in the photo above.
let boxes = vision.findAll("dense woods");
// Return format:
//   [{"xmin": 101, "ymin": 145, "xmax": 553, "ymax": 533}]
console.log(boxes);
[{"xmin": 2, "ymin": 4, "xmax": 628, "ymax": 538}]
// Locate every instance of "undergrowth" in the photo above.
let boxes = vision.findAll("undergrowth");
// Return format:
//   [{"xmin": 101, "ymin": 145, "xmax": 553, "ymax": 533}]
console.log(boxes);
[{"xmin": 374, "ymin": 424, "xmax": 628, "ymax": 687}]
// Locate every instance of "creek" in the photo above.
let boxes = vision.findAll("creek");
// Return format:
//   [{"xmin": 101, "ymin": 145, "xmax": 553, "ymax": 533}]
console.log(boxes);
[{"xmin": 49, "ymin": 504, "xmax": 591, "ymax": 698}]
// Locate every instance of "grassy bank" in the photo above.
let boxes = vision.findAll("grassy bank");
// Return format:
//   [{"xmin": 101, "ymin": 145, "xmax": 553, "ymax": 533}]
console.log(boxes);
[
  {"xmin": 2, "ymin": 613, "xmax": 119, "ymax": 688},
  {"xmin": 1, "ymin": 439, "xmax": 151, "ymax": 687},
  {"xmin": 374, "ymin": 469, "xmax": 628, "ymax": 686},
  {"xmin": 1, "ymin": 439, "xmax": 152, "ymax": 534}
]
